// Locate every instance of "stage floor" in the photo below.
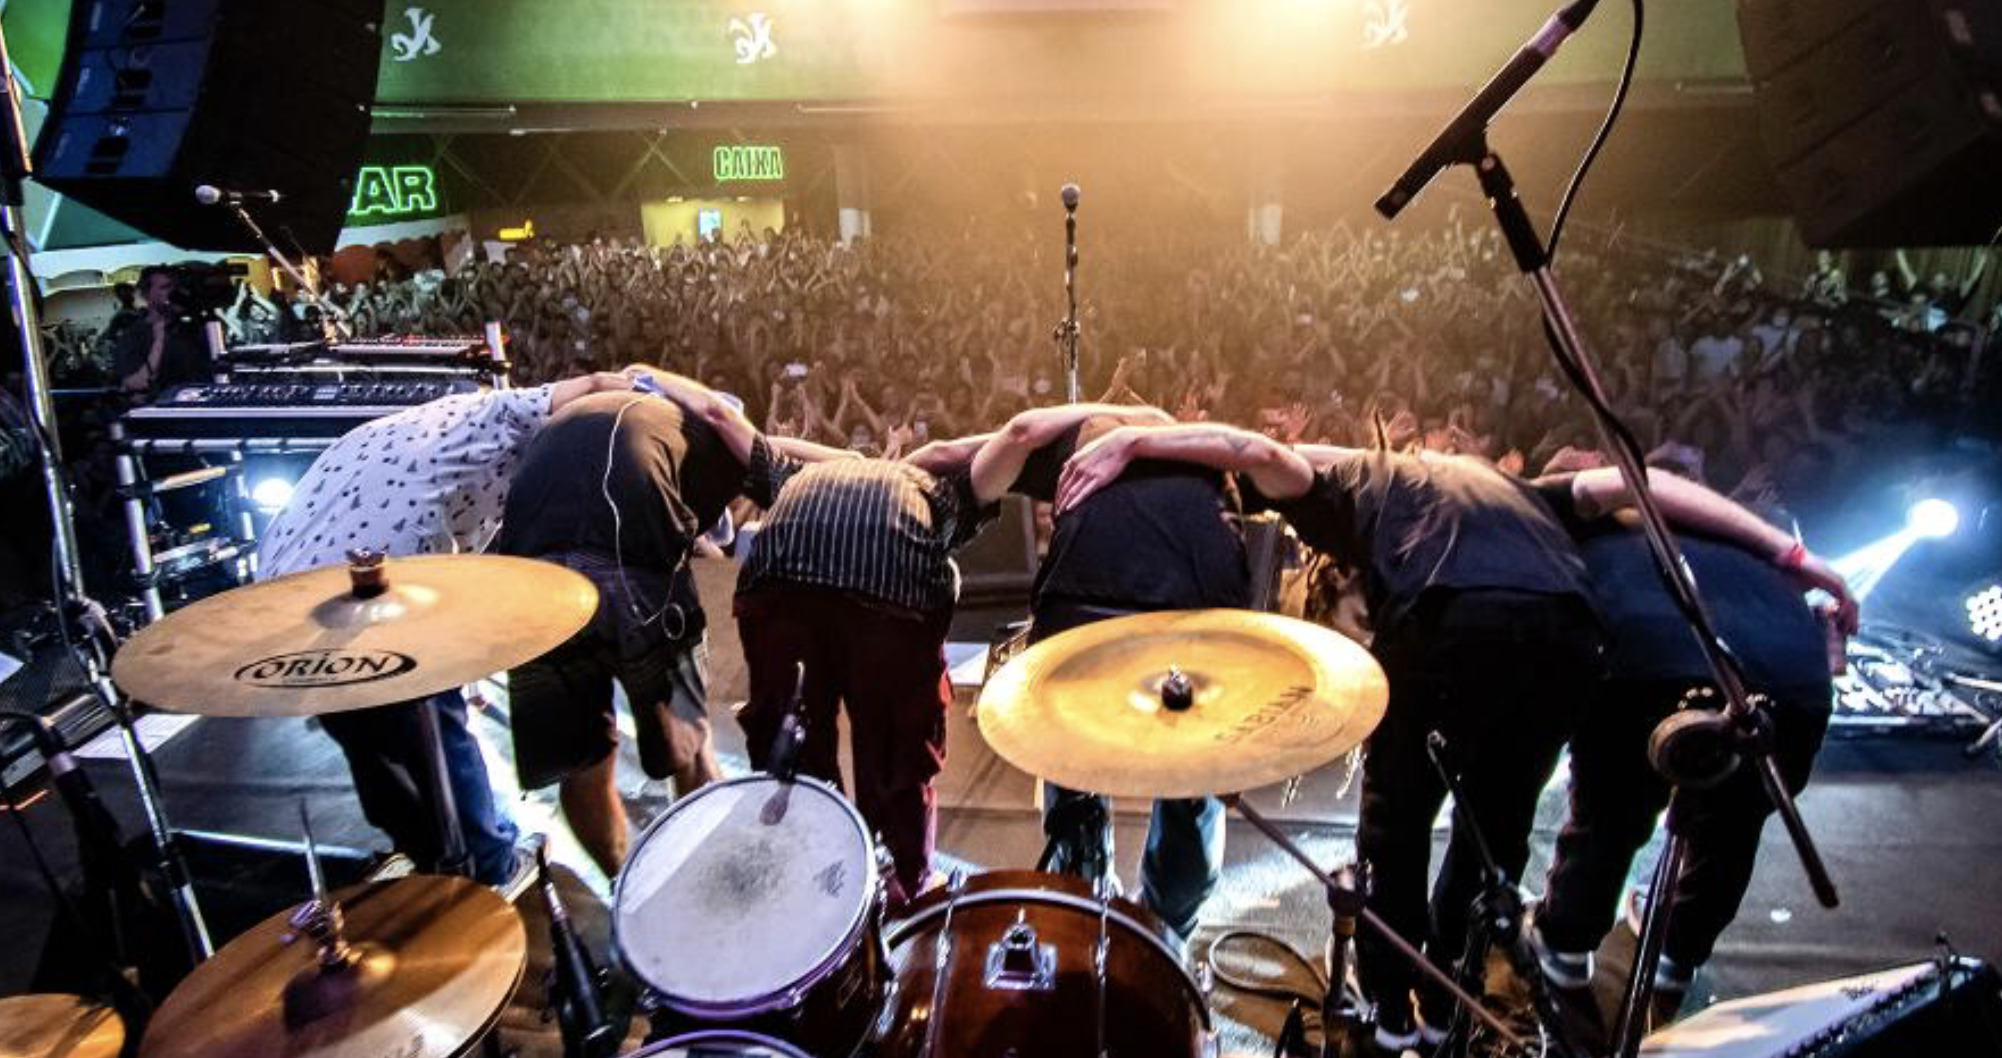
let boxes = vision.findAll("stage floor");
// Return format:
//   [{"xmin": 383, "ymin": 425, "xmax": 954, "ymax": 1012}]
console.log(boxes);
[{"xmin": 5, "ymin": 562, "xmax": 2001, "ymax": 1055}]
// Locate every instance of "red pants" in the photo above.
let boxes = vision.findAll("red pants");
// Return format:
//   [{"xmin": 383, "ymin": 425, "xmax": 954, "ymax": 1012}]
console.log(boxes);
[{"xmin": 735, "ymin": 585, "xmax": 951, "ymax": 906}]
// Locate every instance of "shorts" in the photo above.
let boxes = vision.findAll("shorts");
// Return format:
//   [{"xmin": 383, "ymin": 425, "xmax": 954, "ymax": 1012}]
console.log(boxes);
[{"xmin": 507, "ymin": 550, "xmax": 709, "ymax": 790}]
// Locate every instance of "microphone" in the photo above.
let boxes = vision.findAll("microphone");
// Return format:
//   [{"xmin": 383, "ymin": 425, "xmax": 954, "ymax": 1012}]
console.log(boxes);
[
  {"xmin": 194, "ymin": 184, "xmax": 283, "ymax": 206},
  {"xmin": 761, "ymin": 663, "xmax": 810, "ymax": 825},
  {"xmin": 1060, "ymin": 183, "xmax": 1080, "ymax": 213},
  {"xmin": 538, "ymin": 841, "xmax": 619, "ymax": 1057},
  {"xmin": 1376, "ymin": 0, "xmax": 1601, "ymax": 218}
]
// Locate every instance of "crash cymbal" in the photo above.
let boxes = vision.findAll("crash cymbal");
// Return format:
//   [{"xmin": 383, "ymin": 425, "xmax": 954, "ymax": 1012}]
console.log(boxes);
[
  {"xmin": 112, "ymin": 554, "xmax": 597, "ymax": 716},
  {"xmin": 977, "ymin": 609, "xmax": 1387, "ymax": 799},
  {"xmin": 142, "ymin": 875, "xmax": 526, "ymax": 1058},
  {"xmin": 0, "ymin": 995, "xmax": 123, "ymax": 1058}
]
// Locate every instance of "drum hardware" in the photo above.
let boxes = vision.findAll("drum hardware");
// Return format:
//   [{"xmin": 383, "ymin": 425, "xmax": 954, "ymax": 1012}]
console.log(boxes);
[
  {"xmin": 1093, "ymin": 886, "xmax": 1113, "ymax": 1058},
  {"xmin": 139, "ymin": 871, "xmax": 528, "ymax": 1058},
  {"xmin": 539, "ymin": 839, "xmax": 621, "ymax": 1058},
  {"xmin": 1229, "ymin": 795, "xmax": 1530, "ymax": 1053},
  {"xmin": 108, "ymin": 552, "xmax": 597, "ymax": 883},
  {"xmin": 1424, "ymin": 733, "xmax": 1574, "ymax": 1058},
  {"xmin": 982, "ymin": 910, "xmax": 1059, "ymax": 992},
  {"xmin": 919, "ymin": 870, "xmax": 969, "ymax": 1058}
]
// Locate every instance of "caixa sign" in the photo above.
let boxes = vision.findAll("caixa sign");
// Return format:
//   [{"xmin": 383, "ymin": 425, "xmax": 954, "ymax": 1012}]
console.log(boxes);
[
  {"xmin": 234, "ymin": 649, "xmax": 417, "ymax": 688},
  {"xmin": 713, "ymin": 145, "xmax": 785, "ymax": 183}
]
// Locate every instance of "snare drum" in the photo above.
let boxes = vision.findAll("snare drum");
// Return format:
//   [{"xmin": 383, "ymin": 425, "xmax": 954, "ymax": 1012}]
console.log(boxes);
[
  {"xmin": 624, "ymin": 1029, "xmax": 816, "ymax": 1057},
  {"xmin": 613, "ymin": 774, "xmax": 887, "ymax": 1057},
  {"xmin": 874, "ymin": 870, "xmax": 1214, "ymax": 1058}
]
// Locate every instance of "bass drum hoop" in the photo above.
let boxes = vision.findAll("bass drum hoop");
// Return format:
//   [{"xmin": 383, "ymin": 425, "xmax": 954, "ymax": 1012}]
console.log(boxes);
[
  {"xmin": 883, "ymin": 880, "xmax": 1212, "ymax": 1029},
  {"xmin": 611, "ymin": 772, "xmax": 881, "ymax": 1019},
  {"xmin": 628, "ymin": 1028, "xmax": 818, "ymax": 1057}
]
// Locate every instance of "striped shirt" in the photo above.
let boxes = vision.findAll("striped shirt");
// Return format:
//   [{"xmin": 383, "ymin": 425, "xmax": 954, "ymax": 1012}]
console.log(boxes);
[{"xmin": 737, "ymin": 438, "xmax": 992, "ymax": 615}]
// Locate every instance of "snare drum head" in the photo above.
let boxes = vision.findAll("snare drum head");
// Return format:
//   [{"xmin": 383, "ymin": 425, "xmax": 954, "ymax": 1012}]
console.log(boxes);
[
  {"xmin": 615, "ymin": 776, "xmax": 874, "ymax": 1005},
  {"xmin": 627, "ymin": 1029, "xmax": 815, "ymax": 1057}
]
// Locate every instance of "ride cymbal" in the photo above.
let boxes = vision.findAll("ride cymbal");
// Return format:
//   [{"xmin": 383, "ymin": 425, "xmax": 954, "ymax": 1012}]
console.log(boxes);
[
  {"xmin": 112, "ymin": 554, "xmax": 597, "ymax": 716},
  {"xmin": 977, "ymin": 609, "xmax": 1387, "ymax": 799},
  {"xmin": 0, "ymin": 995, "xmax": 123, "ymax": 1058},
  {"xmin": 141, "ymin": 875, "xmax": 526, "ymax": 1058}
]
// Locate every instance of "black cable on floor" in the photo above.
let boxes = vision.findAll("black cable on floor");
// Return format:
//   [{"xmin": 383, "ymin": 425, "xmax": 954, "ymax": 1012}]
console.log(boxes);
[{"xmin": 1205, "ymin": 927, "xmax": 1332, "ymax": 1007}]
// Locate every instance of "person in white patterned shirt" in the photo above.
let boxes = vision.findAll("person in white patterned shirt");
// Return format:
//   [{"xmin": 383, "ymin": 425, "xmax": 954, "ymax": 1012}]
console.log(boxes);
[{"xmin": 257, "ymin": 370, "xmax": 631, "ymax": 885}]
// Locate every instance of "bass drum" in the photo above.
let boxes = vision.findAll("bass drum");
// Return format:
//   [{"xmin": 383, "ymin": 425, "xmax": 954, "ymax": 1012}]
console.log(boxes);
[
  {"xmin": 874, "ymin": 871, "xmax": 1213, "ymax": 1058},
  {"xmin": 613, "ymin": 774, "xmax": 887, "ymax": 1057},
  {"xmin": 625, "ymin": 1029, "xmax": 817, "ymax": 1057}
]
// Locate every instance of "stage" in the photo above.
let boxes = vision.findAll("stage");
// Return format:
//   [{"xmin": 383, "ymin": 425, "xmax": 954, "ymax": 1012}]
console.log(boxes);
[{"xmin": 4, "ymin": 558, "xmax": 2000, "ymax": 1056}]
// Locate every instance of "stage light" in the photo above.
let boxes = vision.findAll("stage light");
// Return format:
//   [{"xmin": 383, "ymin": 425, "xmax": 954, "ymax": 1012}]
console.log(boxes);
[
  {"xmin": 251, "ymin": 477, "xmax": 295, "ymax": 513},
  {"xmin": 1907, "ymin": 498, "xmax": 1960, "ymax": 539},
  {"xmin": 1969, "ymin": 585, "xmax": 2002, "ymax": 643}
]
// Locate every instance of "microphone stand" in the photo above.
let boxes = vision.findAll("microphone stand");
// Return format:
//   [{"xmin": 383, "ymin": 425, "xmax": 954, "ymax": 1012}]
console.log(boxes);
[
  {"xmin": 0, "ymin": 22, "xmax": 214, "ymax": 967},
  {"xmin": 1053, "ymin": 200, "xmax": 1081, "ymax": 402},
  {"xmin": 1374, "ymin": 7, "xmax": 1838, "ymax": 1053},
  {"xmin": 218, "ymin": 200, "xmax": 353, "ymax": 342}
]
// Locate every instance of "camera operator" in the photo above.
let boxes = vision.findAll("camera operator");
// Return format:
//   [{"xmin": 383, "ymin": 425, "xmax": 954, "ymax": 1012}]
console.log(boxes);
[{"xmin": 114, "ymin": 266, "xmax": 215, "ymax": 400}]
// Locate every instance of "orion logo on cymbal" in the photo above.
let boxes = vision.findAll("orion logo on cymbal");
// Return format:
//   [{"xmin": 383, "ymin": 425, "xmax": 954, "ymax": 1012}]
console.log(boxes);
[{"xmin": 234, "ymin": 649, "xmax": 417, "ymax": 688}]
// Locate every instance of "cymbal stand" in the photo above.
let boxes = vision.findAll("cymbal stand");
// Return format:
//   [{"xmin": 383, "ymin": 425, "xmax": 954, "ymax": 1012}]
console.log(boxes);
[
  {"xmin": 1423, "ymin": 733, "xmax": 1575, "ymax": 1058},
  {"xmin": 1228, "ymin": 795, "xmax": 1530, "ymax": 1054},
  {"xmin": 0, "ymin": 24, "xmax": 214, "ymax": 965}
]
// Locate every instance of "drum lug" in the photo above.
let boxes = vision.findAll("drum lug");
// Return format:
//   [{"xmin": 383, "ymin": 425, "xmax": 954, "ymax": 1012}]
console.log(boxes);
[{"xmin": 983, "ymin": 912, "xmax": 1058, "ymax": 992}]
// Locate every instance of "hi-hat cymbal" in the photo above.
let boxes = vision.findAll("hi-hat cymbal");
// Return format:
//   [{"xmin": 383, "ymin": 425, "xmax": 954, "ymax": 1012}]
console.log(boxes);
[
  {"xmin": 112, "ymin": 554, "xmax": 597, "ymax": 716},
  {"xmin": 977, "ymin": 609, "xmax": 1388, "ymax": 799},
  {"xmin": 141, "ymin": 875, "xmax": 527, "ymax": 1058},
  {"xmin": 0, "ymin": 994, "xmax": 123, "ymax": 1058}
]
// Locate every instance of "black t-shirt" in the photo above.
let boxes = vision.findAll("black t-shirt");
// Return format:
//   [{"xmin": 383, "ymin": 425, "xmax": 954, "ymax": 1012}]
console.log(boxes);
[
  {"xmin": 496, "ymin": 390, "xmax": 744, "ymax": 572},
  {"xmin": 1013, "ymin": 420, "xmax": 1250, "ymax": 611},
  {"xmin": 1534, "ymin": 474, "xmax": 1829, "ymax": 692},
  {"xmin": 112, "ymin": 316, "xmax": 212, "ymax": 393},
  {"xmin": 1263, "ymin": 449, "xmax": 1594, "ymax": 637}
]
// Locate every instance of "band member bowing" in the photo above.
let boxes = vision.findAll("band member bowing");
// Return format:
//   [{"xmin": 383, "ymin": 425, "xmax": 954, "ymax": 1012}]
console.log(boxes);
[
  {"xmin": 496, "ymin": 369, "xmax": 767, "ymax": 877},
  {"xmin": 257, "ymin": 369, "xmax": 633, "ymax": 886},
  {"xmin": 1058, "ymin": 423, "xmax": 1606, "ymax": 1053},
  {"xmin": 732, "ymin": 404, "xmax": 1142, "ymax": 907},
  {"xmin": 1526, "ymin": 458, "xmax": 1855, "ymax": 1019}
]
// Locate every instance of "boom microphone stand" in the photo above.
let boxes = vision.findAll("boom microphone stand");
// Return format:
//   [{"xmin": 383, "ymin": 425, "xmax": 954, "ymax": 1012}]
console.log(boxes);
[
  {"xmin": 0, "ymin": 23, "xmax": 214, "ymax": 965},
  {"xmin": 1373, "ymin": 5, "xmax": 1838, "ymax": 1054},
  {"xmin": 1053, "ymin": 183, "xmax": 1082, "ymax": 402}
]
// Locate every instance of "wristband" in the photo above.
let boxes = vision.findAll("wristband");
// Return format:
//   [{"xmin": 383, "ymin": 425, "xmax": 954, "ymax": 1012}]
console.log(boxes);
[{"xmin": 1777, "ymin": 540, "xmax": 1808, "ymax": 570}]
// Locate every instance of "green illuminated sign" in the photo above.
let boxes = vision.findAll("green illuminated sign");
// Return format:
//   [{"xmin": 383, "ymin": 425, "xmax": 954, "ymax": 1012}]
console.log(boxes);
[
  {"xmin": 350, "ymin": 165, "xmax": 440, "ymax": 219},
  {"xmin": 714, "ymin": 145, "xmax": 785, "ymax": 183}
]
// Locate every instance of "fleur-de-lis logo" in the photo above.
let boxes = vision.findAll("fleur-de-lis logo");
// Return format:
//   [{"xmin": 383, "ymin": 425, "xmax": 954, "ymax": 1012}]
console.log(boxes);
[
  {"xmin": 1361, "ymin": 0, "xmax": 1410, "ymax": 49},
  {"xmin": 390, "ymin": 6, "xmax": 442, "ymax": 62},
  {"xmin": 729, "ymin": 12, "xmax": 778, "ymax": 65}
]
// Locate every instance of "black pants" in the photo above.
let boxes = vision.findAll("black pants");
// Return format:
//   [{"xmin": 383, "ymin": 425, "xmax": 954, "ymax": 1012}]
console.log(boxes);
[
  {"xmin": 1537, "ymin": 679, "xmax": 1830, "ymax": 968},
  {"xmin": 1356, "ymin": 589, "xmax": 1605, "ymax": 1028}
]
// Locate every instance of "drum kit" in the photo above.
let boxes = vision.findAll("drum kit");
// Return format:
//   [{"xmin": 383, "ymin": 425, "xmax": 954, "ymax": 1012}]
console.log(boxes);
[{"xmin": 12, "ymin": 553, "xmax": 1535, "ymax": 1058}]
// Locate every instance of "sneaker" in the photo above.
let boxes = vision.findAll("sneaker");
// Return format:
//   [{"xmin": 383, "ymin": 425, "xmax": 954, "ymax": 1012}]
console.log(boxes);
[
  {"xmin": 1648, "ymin": 956, "xmax": 1695, "ymax": 1026},
  {"xmin": 1527, "ymin": 920, "xmax": 1596, "ymax": 991},
  {"xmin": 494, "ymin": 833, "xmax": 546, "ymax": 904},
  {"xmin": 1372, "ymin": 1024, "xmax": 1422, "ymax": 1054}
]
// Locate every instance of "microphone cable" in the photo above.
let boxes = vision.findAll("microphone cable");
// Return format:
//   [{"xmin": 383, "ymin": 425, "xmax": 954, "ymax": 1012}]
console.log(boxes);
[{"xmin": 1547, "ymin": 0, "xmax": 1644, "ymax": 261}]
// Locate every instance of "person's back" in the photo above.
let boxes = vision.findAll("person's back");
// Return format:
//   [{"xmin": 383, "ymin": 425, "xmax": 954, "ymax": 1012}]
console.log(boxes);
[{"xmin": 498, "ymin": 389, "xmax": 736, "ymax": 573}]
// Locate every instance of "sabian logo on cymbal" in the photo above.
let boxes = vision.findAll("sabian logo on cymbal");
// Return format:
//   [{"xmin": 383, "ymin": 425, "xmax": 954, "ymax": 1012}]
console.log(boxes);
[{"xmin": 234, "ymin": 649, "xmax": 417, "ymax": 688}]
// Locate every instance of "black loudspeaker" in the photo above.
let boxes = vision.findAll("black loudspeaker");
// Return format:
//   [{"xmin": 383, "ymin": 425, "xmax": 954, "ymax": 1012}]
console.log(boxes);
[
  {"xmin": 1639, "ymin": 959, "xmax": 2002, "ymax": 1056},
  {"xmin": 32, "ymin": 0, "xmax": 386, "ymax": 254},
  {"xmin": 1737, "ymin": 0, "xmax": 2002, "ymax": 247}
]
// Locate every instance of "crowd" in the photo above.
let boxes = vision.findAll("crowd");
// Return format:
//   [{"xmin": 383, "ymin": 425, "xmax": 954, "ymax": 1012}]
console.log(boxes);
[{"xmin": 27, "ymin": 215, "xmax": 1997, "ymax": 539}]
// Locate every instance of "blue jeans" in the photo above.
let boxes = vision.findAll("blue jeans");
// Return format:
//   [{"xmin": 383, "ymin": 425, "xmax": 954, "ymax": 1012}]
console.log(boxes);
[
  {"xmin": 1043, "ymin": 785, "xmax": 1224, "ymax": 941},
  {"xmin": 319, "ymin": 690, "xmax": 520, "ymax": 885},
  {"xmin": 1031, "ymin": 597, "xmax": 1229, "ymax": 942}
]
